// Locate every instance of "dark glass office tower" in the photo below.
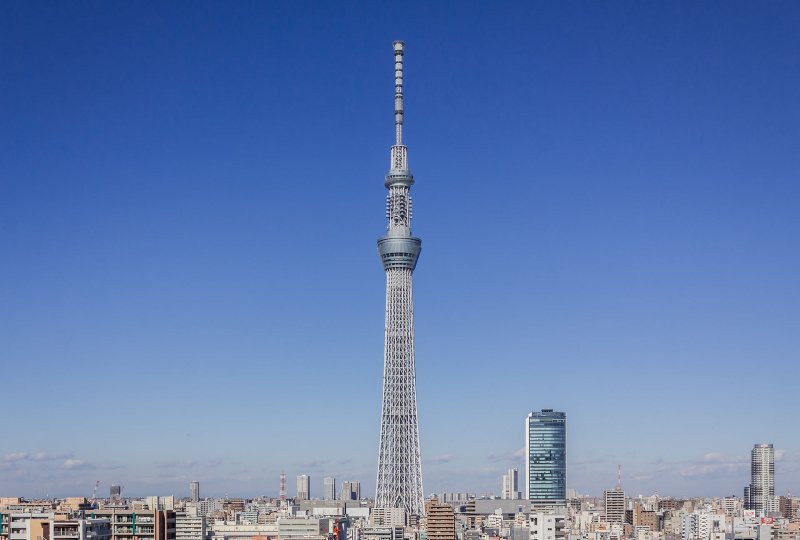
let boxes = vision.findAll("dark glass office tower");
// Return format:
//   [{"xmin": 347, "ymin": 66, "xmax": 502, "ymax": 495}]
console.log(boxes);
[{"xmin": 525, "ymin": 409, "xmax": 566, "ymax": 503}]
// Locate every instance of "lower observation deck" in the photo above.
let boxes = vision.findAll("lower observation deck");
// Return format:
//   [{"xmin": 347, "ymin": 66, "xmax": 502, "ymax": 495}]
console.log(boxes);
[{"xmin": 377, "ymin": 235, "xmax": 421, "ymax": 271}]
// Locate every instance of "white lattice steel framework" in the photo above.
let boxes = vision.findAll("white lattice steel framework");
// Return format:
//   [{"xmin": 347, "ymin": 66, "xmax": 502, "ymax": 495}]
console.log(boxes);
[{"xmin": 375, "ymin": 40, "xmax": 425, "ymax": 517}]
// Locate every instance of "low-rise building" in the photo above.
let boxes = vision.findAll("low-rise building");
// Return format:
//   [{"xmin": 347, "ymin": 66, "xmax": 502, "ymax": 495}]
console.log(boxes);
[
  {"xmin": 208, "ymin": 521, "xmax": 278, "ymax": 540},
  {"xmin": 89, "ymin": 509, "xmax": 175, "ymax": 540},
  {"xmin": 530, "ymin": 511, "xmax": 566, "ymax": 540},
  {"xmin": 277, "ymin": 517, "xmax": 328, "ymax": 539},
  {"xmin": 360, "ymin": 527, "xmax": 405, "ymax": 540},
  {"xmin": 175, "ymin": 513, "xmax": 205, "ymax": 540},
  {"xmin": 52, "ymin": 518, "xmax": 112, "ymax": 540}
]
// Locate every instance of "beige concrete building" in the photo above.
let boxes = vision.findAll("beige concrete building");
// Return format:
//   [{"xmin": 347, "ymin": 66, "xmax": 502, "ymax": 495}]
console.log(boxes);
[
  {"xmin": 0, "ymin": 512, "xmax": 62, "ymax": 540},
  {"xmin": 0, "ymin": 513, "xmax": 107, "ymax": 540},
  {"xmin": 603, "ymin": 487, "xmax": 625, "ymax": 524},
  {"xmin": 627, "ymin": 503, "xmax": 659, "ymax": 532},
  {"xmin": 370, "ymin": 509, "xmax": 405, "ymax": 528},
  {"xmin": 424, "ymin": 500, "xmax": 455, "ymax": 540}
]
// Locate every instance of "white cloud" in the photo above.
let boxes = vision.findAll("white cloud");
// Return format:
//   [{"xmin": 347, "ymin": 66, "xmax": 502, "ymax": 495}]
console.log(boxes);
[
  {"xmin": 487, "ymin": 448, "xmax": 525, "ymax": 463},
  {"xmin": 62, "ymin": 459, "xmax": 89, "ymax": 470},
  {"xmin": 32, "ymin": 452, "xmax": 71, "ymax": 462},
  {"xmin": 427, "ymin": 454, "xmax": 455, "ymax": 464},
  {"xmin": 679, "ymin": 452, "xmax": 747, "ymax": 479}
]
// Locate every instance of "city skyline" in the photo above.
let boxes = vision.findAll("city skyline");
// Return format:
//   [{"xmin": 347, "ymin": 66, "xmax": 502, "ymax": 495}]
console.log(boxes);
[{"xmin": 2, "ymin": 2, "xmax": 799, "ymax": 498}]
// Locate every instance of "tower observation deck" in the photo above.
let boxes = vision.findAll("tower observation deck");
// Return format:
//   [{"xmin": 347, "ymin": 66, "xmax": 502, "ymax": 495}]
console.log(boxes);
[{"xmin": 375, "ymin": 40, "xmax": 425, "ymax": 517}]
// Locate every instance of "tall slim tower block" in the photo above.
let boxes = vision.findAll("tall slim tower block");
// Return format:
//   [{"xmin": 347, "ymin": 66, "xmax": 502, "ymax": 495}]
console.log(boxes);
[
  {"xmin": 525, "ymin": 409, "xmax": 567, "ymax": 504},
  {"xmin": 502, "ymin": 468, "xmax": 519, "ymax": 500},
  {"xmin": 296, "ymin": 474, "xmax": 310, "ymax": 500},
  {"xmin": 324, "ymin": 476, "xmax": 337, "ymax": 500},
  {"xmin": 750, "ymin": 443, "xmax": 775, "ymax": 516},
  {"xmin": 375, "ymin": 40, "xmax": 425, "ymax": 516},
  {"xmin": 190, "ymin": 480, "xmax": 200, "ymax": 502}
]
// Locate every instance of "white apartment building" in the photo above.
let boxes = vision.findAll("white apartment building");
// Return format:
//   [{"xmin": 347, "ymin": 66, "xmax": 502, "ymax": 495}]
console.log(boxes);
[
  {"xmin": 198, "ymin": 500, "xmax": 223, "ymax": 518},
  {"xmin": 277, "ymin": 518, "xmax": 327, "ymax": 539},
  {"xmin": 724, "ymin": 498, "xmax": 740, "ymax": 516},
  {"xmin": 208, "ymin": 522, "xmax": 277, "ymax": 540},
  {"xmin": 486, "ymin": 512, "xmax": 504, "ymax": 530},
  {"xmin": 681, "ymin": 512, "xmax": 725, "ymax": 540},
  {"xmin": 370, "ymin": 509, "xmax": 405, "ymax": 528},
  {"xmin": 145, "ymin": 497, "xmax": 175, "ymax": 512},
  {"xmin": 360, "ymin": 527, "xmax": 406, "ymax": 540},
  {"xmin": 52, "ymin": 519, "xmax": 112, "ymax": 540},
  {"xmin": 237, "ymin": 511, "xmax": 258, "ymax": 525},
  {"xmin": 175, "ymin": 513, "xmax": 205, "ymax": 540},
  {"xmin": 529, "ymin": 511, "xmax": 566, "ymax": 540}
]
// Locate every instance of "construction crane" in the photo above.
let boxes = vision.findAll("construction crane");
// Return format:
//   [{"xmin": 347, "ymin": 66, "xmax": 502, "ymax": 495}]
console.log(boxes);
[{"xmin": 92, "ymin": 480, "xmax": 100, "ymax": 503}]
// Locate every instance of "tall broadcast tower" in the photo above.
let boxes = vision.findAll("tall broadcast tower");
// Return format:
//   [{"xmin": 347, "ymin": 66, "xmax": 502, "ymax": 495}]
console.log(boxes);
[{"xmin": 375, "ymin": 40, "xmax": 425, "ymax": 516}]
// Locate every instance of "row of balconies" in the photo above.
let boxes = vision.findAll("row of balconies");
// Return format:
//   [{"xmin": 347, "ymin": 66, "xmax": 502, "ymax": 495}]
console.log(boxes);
[{"xmin": 114, "ymin": 528, "xmax": 155, "ymax": 534}]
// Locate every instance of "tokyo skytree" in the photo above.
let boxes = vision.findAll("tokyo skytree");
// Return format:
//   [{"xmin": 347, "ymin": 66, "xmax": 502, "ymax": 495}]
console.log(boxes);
[{"xmin": 375, "ymin": 40, "xmax": 425, "ymax": 516}]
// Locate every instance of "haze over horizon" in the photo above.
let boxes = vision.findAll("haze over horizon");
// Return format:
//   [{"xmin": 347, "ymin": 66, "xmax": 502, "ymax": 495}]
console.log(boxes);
[{"xmin": 2, "ymin": 2, "xmax": 799, "ymax": 499}]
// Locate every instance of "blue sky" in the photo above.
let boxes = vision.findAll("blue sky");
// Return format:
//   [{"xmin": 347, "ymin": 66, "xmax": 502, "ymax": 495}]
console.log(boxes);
[{"xmin": 1, "ymin": 1, "xmax": 799, "ymax": 499}]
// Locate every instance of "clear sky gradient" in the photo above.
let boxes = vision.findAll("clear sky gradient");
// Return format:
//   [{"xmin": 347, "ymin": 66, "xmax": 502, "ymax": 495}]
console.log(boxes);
[{"xmin": 1, "ymin": 1, "xmax": 799, "ymax": 499}]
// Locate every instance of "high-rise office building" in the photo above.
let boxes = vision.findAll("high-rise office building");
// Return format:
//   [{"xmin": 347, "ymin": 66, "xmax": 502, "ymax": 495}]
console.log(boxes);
[
  {"xmin": 324, "ymin": 477, "xmax": 336, "ymax": 500},
  {"xmin": 502, "ymin": 468, "xmax": 519, "ymax": 500},
  {"xmin": 341, "ymin": 481, "xmax": 361, "ymax": 501},
  {"xmin": 296, "ymin": 475, "xmax": 310, "ymax": 501},
  {"xmin": 604, "ymin": 486, "xmax": 625, "ymax": 523},
  {"xmin": 110, "ymin": 485, "xmax": 122, "ymax": 501},
  {"xmin": 749, "ymin": 443, "xmax": 775, "ymax": 516},
  {"xmin": 525, "ymin": 410, "xmax": 566, "ymax": 503},
  {"xmin": 375, "ymin": 41, "xmax": 425, "ymax": 516},
  {"xmin": 189, "ymin": 481, "xmax": 199, "ymax": 503}
]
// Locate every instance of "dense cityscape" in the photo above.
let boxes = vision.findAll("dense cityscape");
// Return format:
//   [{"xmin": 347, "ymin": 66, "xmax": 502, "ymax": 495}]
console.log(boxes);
[
  {"xmin": 1, "ymin": 432, "xmax": 795, "ymax": 540},
  {"xmin": 3, "ymin": 8, "xmax": 798, "ymax": 540}
]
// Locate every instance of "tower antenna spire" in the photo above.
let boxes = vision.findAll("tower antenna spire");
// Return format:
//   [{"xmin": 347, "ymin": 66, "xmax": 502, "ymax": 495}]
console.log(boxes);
[{"xmin": 393, "ymin": 41, "xmax": 404, "ymax": 145}]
